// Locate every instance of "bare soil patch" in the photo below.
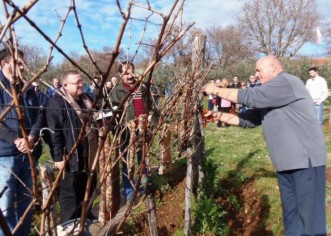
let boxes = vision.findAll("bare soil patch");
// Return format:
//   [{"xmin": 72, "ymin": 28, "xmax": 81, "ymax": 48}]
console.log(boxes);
[{"xmin": 128, "ymin": 166, "xmax": 331, "ymax": 235}]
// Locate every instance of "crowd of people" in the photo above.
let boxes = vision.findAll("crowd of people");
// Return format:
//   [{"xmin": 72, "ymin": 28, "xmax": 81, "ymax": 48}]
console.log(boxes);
[
  {"xmin": 204, "ymin": 65, "xmax": 328, "ymax": 129},
  {"xmin": 204, "ymin": 74, "xmax": 261, "ymax": 125},
  {"xmin": 0, "ymin": 45, "xmax": 329, "ymax": 236},
  {"xmin": 0, "ymin": 47, "xmax": 160, "ymax": 235}
]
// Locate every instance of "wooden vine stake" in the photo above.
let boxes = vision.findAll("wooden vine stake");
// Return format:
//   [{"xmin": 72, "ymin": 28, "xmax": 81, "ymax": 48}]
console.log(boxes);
[{"xmin": 184, "ymin": 34, "xmax": 206, "ymax": 236}]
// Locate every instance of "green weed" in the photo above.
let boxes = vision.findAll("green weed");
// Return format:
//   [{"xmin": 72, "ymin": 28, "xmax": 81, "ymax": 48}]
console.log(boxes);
[{"xmin": 192, "ymin": 194, "xmax": 229, "ymax": 235}]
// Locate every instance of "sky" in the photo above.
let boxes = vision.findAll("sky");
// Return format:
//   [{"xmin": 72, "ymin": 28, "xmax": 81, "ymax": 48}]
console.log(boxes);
[{"xmin": 0, "ymin": 0, "xmax": 330, "ymax": 63}]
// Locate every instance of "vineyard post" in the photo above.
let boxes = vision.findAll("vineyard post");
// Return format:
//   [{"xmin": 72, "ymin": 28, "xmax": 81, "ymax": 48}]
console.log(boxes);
[{"xmin": 184, "ymin": 34, "xmax": 206, "ymax": 236}]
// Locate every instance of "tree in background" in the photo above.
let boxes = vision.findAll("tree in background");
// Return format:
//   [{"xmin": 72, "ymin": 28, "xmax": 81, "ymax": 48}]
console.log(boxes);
[
  {"xmin": 134, "ymin": 25, "xmax": 202, "ymax": 94},
  {"xmin": 205, "ymin": 25, "xmax": 255, "ymax": 70},
  {"xmin": 166, "ymin": 25, "xmax": 201, "ymax": 68},
  {"xmin": 58, "ymin": 46, "xmax": 121, "ymax": 83},
  {"xmin": 324, "ymin": 22, "xmax": 331, "ymax": 56},
  {"xmin": 238, "ymin": 0, "xmax": 320, "ymax": 57},
  {"xmin": 19, "ymin": 44, "xmax": 58, "ymax": 90}
]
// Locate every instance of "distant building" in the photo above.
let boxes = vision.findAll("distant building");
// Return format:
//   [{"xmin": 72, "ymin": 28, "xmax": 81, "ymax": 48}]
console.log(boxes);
[{"xmin": 312, "ymin": 57, "xmax": 331, "ymax": 66}]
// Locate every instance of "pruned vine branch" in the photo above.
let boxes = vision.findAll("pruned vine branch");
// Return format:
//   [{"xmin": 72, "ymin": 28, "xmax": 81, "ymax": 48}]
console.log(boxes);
[{"xmin": 0, "ymin": 1, "xmax": 213, "ymax": 235}]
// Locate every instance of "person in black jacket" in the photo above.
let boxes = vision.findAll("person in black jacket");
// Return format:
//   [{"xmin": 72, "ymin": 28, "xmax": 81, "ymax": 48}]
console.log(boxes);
[
  {"xmin": 0, "ymin": 48, "xmax": 43, "ymax": 236},
  {"xmin": 45, "ymin": 70, "xmax": 97, "ymax": 223}
]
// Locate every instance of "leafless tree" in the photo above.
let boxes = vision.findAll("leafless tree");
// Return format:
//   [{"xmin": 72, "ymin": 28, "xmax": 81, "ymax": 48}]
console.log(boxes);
[
  {"xmin": 161, "ymin": 25, "xmax": 201, "ymax": 68},
  {"xmin": 58, "ymin": 46, "xmax": 121, "ymax": 82},
  {"xmin": 238, "ymin": 0, "xmax": 320, "ymax": 57},
  {"xmin": 19, "ymin": 44, "xmax": 61, "ymax": 84},
  {"xmin": 205, "ymin": 25, "xmax": 255, "ymax": 69},
  {"xmin": 136, "ymin": 25, "xmax": 202, "ymax": 96}
]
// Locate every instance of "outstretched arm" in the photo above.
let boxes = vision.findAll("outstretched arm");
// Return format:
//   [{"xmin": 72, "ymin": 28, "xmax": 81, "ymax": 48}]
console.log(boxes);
[
  {"xmin": 214, "ymin": 108, "xmax": 262, "ymax": 128},
  {"xmin": 204, "ymin": 83, "xmax": 239, "ymax": 103},
  {"xmin": 214, "ymin": 112, "xmax": 240, "ymax": 126}
]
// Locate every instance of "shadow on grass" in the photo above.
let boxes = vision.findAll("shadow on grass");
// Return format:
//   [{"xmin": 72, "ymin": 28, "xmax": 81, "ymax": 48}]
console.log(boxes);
[
  {"xmin": 205, "ymin": 147, "xmax": 216, "ymax": 158},
  {"xmin": 197, "ymin": 150, "xmax": 275, "ymax": 235}
]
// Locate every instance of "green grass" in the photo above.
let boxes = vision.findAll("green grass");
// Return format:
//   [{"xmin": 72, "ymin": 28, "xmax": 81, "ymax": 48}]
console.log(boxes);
[
  {"xmin": 198, "ymin": 121, "xmax": 331, "ymax": 235},
  {"xmin": 197, "ymin": 124, "xmax": 280, "ymax": 235},
  {"xmin": 35, "ymin": 106, "xmax": 331, "ymax": 235}
]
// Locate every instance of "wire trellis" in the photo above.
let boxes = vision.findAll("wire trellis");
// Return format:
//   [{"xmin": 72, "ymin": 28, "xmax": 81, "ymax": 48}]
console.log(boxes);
[{"xmin": 0, "ymin": 0, "xmax": 211, "ymax": 235}]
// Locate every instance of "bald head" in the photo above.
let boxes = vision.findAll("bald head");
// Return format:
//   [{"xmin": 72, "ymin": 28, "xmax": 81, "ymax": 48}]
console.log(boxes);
[{"xmin": 255, "ymin": 55, "xmax": 283, "ymax": 84}]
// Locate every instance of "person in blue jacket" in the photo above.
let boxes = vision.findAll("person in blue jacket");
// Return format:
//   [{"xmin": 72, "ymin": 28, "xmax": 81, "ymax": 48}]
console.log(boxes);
[
  {"xmin": 0, "ymin": 48, "xmax": 43, "ymax": 236},
  {"xmin": 46, "ymin": 77, "xmax": 61, "ymax": 98}
]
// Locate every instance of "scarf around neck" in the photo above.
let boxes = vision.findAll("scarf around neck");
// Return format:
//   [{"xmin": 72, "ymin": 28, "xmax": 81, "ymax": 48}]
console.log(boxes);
[{"xmin": 60, "ymin": 87, "xmax": 98, "ymax": 170}]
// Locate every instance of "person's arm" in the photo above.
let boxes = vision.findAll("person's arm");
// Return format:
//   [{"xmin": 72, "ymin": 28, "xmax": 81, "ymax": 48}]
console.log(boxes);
[
  {"xmin": 204, "ymin": 83, "xmax": 239, "ymax": 103},
  {"xmin": 45, "ymin": 98, "xmax": 65, "ymax": 162},
  {"xmin": 0, "ymin": 89, "xmax": 20, "ymax": 143},
  {"xmin": 305, "ymin": 79, "xmax": 310, "ymax": 90},
  {"xmin": 321, "ymin": 78, "xmax": 328, "ymax": 102},
  {"xmin": 109, "ymin": 86, "xmax": 121, "ymax": 107},
  {"xmin": 0, "ymin": 122, "xmax": 20, "ymax": 144},
  {"xmin": 0, "ymin": 121, "xmax": 36, "ymax": 153},
  {"xmin": 214, "ymin": 112, "xmax": 240, "ymax": 126},
  {"xmin": 13, "ymin": 136, "xmax": 35, "ymax": 153},
  {"xmin": 238, "ymin": 73, "xmax": 300, "ymax": 109},
  {"xmin": 214, "ymin": 107, "xmax": 262, "ymax": 128},
  {"xmin": 238, "ymin": 108, "xmax": 262, "ymax": 128},
  {"xmin": 314, "ymin": 78, "xmax": 329, "ymax": 105},
  {"xmin": 28, "ymin": 87, "xmax": 43, "ymax": 139},
  {"xmin": 0, "ymin": 120, "xmax": 38, "ymax": 153}
]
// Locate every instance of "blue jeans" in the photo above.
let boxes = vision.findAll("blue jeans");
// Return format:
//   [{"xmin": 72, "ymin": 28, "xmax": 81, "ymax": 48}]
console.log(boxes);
[
  {"xmin": 315, "ymin": 102, "xmax": 324, "ymax": 126},
  {"xmin": 121, "ymin": 150, "xmax": 143, "ymax": 200},
  {"xmin": 0, "ymin": 154, "xmax": 33, "ymax": 236}
]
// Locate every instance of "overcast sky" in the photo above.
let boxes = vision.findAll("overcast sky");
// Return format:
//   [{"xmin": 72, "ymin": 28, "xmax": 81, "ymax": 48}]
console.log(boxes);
[{"xmin": 0, "ymin": 0, "xmax": 330, "ymax": 62}]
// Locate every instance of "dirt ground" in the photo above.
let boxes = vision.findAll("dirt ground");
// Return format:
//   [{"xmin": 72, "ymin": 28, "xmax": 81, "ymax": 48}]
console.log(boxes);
[{"xmin": 131, "ymin": 167, "xmax": 331, "ymax": 235}]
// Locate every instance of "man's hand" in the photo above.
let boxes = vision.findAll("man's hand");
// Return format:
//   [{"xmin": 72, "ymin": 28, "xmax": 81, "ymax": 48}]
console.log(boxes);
[
  {"xmin": 214, "ymin": 112, "xmax": 223, "ymax": 120},
  {"xmin": 27, "ymin": 135, "xmax": 36, "ymax": 148},
  {"xmin": 14, "ymin": 135, "xmax": 36, "ymax": 153},
  {"xmin": 314, "ymin": 99, "xmax": 323, "ymax": 105},
  {"xmin": 14, "ymin": 138, "xmax": 26, "ymax": 153},
  {"xmin": 204, "ymin": 83, "xmax": 219, "ymax": 95},
  {"xmin": 54, "ymin": 161, "xmax": 65, "ymax": 170}
]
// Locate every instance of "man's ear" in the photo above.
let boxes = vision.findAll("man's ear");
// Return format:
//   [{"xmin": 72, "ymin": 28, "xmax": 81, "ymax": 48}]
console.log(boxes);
[
  {"xmin": 0, "ymin": 59, "xmax": 6, "ymax": 68},
  {"xmin": 270, "ymin": 63, "xmax": 276, "ymax": 72}
]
